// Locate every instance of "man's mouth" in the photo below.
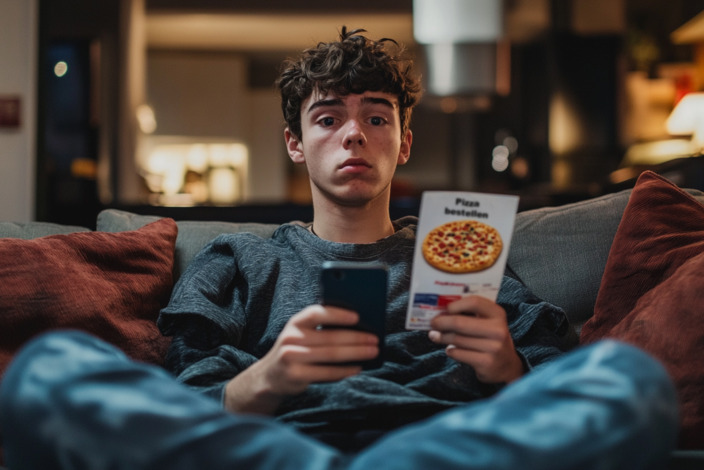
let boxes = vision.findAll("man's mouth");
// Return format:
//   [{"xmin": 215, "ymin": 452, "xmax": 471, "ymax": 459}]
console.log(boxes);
[{"xmin": 340, "ymin": 158, "xmax": 371, "ymax": 170}]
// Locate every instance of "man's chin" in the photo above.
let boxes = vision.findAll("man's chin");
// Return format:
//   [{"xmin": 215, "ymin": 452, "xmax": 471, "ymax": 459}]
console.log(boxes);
[{"xmin": 314, "ymin": 186, "xmax": 390, "ymax": 209}]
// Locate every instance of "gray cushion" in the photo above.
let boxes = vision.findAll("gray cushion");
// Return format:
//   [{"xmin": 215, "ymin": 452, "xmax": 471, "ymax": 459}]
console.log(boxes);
[
  {"xmin": 508, "ymin": 190, "xmax": 631, "ymax": 332},
  {"xmin": 0, "ymin": 221, "xmax": 90, "ymax": 239},
  {"xmin": 96, "ymin": 209, "xmax": 279, "ymax": 279},
  {"xmin": 509, "ymin": 188, "xmax": 704, "ymax": 332}
]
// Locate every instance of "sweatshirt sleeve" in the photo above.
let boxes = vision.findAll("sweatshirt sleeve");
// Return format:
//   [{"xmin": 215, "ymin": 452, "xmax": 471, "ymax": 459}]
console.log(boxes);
[
  {"xmin": 498, "ymin": 275, "xmax": 578, "ymax": 371},
  {"xmin": 157, "ymin": 236, "xmax": 258, "ymax": 402}
]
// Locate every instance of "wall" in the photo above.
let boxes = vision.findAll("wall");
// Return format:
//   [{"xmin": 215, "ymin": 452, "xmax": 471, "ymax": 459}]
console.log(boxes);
[{"xmin": 0, "ymin": 0, "xmax": 37, "ymax": 222}]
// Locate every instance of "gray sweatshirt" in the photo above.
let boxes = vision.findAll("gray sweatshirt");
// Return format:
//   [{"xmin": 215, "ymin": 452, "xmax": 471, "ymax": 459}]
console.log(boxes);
[{"xmin": 158, "ymin": 217, "xmax": 574, "ymax": 450}]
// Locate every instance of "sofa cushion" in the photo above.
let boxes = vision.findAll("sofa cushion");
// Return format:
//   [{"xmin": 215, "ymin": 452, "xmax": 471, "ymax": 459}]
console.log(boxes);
[
  {"xmin": 0, "ymin": 218, "xmax": 177, "ymax": 378},
  {"xmin": 0, "ymin": 220, "xmax": 90, "ymax": 239},
  {"xmin": 508, "ymin": 189, "xmax": 631, "ymax": 332},
  {"xmin": 580, "ymin": 171, "xmax": 704, "ymax": 449},
  {"xmin": 97, "ymin": 209, "xmax": 278, "ymax": 280}
]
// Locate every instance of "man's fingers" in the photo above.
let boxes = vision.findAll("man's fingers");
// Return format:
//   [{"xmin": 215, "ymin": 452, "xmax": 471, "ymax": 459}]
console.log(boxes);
[
  {"xmin": 430, "ymin": 313, "xmax": 497, "ymax": 338},
  {"xmin": 284, "ymin": 306, "xmax": 378, "ymax": 347},
  {"xmin": 292, "ymin": 304, "xmax": 360, "ymax": 328},
  {"xmin": 311, "ymin": 328, "xmax": 380, "ymax": 346},
  {"xmin": 280, "ymin": 343, "xmax": 379, "ymax": 363},
  {"xmin": 445, "ymin": 295, "xmax": 503, "ymax": 319},
  {"xmin": 428, "ymin": 330, "xmax": 499, "ymax": 352}
]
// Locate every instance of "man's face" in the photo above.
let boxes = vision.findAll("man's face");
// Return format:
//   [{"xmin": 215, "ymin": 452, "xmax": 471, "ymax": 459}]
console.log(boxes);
[{"xmin": 285, "ymin": 90, "xmax": 412, "ymax": 208}]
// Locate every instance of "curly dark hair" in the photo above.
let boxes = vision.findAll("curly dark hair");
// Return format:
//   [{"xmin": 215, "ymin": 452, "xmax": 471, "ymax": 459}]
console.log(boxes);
[{"xmin": 277, "ymin": 26, "xmax": 422, "ymax": 140}]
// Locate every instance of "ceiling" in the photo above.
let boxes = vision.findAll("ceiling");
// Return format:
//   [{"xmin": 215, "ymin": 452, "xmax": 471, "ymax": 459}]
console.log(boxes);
[
  {"xmin": 145, "ymin": 12, "xmax": 415, "ymax": 52},
  {"xmin": 144, "ymin": 0, "xmax": 553, "ymax": 52}
]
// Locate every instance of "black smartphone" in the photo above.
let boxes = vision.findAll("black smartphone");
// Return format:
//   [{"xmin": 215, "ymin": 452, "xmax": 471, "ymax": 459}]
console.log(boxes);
[{"xmin": 319, "ymin": 261, "xmax": 388, "ymax": 369}]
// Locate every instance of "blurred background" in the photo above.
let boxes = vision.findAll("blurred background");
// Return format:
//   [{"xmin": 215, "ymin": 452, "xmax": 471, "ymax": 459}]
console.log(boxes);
[{"xmin": 2, "ymin": 0, "xmax": 704, "ymax": 227}]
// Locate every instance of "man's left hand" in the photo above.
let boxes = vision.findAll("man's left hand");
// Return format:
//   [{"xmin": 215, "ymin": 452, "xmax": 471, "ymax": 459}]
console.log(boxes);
[{"xmin": 428, "ymin": 295, "xmax": 524, "ymax": 384}]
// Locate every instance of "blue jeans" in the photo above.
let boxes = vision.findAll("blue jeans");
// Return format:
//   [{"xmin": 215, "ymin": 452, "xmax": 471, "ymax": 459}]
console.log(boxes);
[{"xmin": 0, "ymin": 331, "xmax": 678, "ymax": 470}]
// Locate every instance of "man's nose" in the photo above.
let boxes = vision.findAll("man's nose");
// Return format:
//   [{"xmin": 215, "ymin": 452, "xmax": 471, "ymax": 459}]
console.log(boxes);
[{"xmin": 343, "ymin": 120, "xmax": 367, "ymax": 148}]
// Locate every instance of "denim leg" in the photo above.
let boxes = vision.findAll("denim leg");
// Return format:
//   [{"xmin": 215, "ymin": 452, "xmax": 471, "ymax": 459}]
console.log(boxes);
[
  {"xmin": 0, "ymin": 331, "xmax": 346, "ymax": 470},
  {"xmin": 350, "ymin": 340, "xmax": 679, "ymax": 470},
  {"xmin": 1, "ymin": 333, "xmax": 679, "ymax": 470}
]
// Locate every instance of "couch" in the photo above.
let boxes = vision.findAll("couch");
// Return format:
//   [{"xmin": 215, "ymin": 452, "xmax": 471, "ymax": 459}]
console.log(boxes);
[{"xmin": 0, "ymin": 171, "xmax": 702, "ymax": 468}]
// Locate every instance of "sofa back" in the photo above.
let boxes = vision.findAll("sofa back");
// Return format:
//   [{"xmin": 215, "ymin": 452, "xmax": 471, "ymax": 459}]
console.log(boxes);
[
  {"xmin": 96, "ymin": 209, "xmax": 278, "ymax": 281},
  {"xmin": 95, "ymin": 192, "xmax": 631, "ymax": 333},
  {"xmin": 0, "ymin": 220, "xmax": 90, "ymax": 238},
  {"xmin": 95, "ymin": 194, "xmax": 639, "ymax": 331},
  {"xmin": 5, "ymin": 187, "xmax": 703, "ymax": 333},
  {"xmin": 510, "ymin": 187, "xmax": 704, "ymax": 331}
]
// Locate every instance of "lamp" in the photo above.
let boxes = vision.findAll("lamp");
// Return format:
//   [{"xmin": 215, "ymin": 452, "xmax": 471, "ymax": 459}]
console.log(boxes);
[
  {"xmin": 413, "ymin": 0, "xmax": 504, "ymax": 96},
  {"xmin": 413, "ymin": 0, "xmax": 502, "ymax": 43},
  {"xmin": 666, "ymin": 92, "xmax": 704, "ymax": 152}
]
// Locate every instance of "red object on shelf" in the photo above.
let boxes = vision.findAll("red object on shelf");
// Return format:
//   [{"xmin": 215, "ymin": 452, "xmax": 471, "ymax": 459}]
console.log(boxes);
[{"xmin": 674, "ymin": 74, "xmax": 694, "ymax": 106}]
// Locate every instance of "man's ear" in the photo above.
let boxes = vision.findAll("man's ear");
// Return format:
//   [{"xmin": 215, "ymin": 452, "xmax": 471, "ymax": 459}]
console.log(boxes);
[
  {"xmin": 397, "ymin": 130, "xmax": 413, "ymax": 165},
  {"xmin": 285, "ymin": 128, "xmax": 305, "ymax": 164}
]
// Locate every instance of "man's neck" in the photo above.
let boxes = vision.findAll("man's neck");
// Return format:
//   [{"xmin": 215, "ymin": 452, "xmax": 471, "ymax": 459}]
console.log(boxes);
[{"xmin": 311, "ymin": 195, "xmax": 396, "ymax": 244}]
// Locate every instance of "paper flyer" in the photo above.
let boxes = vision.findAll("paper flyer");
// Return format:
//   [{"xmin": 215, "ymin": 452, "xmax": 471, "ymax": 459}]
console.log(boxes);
[{"xmin": 406, "ymin": 191, "xmax": 519, "ymax": 330}]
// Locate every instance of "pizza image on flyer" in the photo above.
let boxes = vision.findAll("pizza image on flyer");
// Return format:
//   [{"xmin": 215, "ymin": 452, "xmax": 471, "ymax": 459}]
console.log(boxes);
[{"xmin": 406, "ymin": 191, "xmax": 519, "ymax": 330}]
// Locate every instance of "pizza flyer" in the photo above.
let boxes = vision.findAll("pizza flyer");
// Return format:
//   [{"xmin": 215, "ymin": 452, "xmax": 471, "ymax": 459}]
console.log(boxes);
[{"xmin": 405, "ymin": 191, "xmax": 519, "ymax": 330}]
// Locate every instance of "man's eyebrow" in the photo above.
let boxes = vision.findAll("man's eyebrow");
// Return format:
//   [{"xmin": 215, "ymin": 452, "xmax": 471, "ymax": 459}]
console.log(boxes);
[
  {"xmin": 306, "ymin": 96, "xmax": 398, "ymax": 115},
  {"xmin": 306, "ymin": 98, "xmax": 344, "ymax": 114},
  {"xmin": 361, "ymin": 96, "xmax": 397, "ymax": 109}
]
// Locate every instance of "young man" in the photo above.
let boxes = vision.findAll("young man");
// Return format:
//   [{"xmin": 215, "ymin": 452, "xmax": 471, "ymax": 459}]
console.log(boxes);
[
  {"xmin": 158, "ymin": 28, "xmax": 567, "ymax": 440},
  {"xmin": 0, "ymin": 28, "xmax": 678, "ymax": 470}
]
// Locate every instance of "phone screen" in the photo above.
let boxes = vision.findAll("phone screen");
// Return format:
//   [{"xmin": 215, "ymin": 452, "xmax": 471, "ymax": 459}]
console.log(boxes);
[{"xmin": 320, "ymin": 261, "xmax": 388, "ymax": 369}]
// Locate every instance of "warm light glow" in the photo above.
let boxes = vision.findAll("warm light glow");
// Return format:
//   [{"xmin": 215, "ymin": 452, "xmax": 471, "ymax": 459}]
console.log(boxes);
[
  {"xmin": 136, "ymin": 104, "xmax": 157, "ymax": 134},
  {"xmin": 549, "ymin": 92, "xmax": 583, "ymax": 155},
  {"xmin": 511, "ymin": 156, "xmax": 530, "ymax": 179},
  {"xmin": 137, "ymin": 137, "xmax": 249, "ymax": 205},
  {"xmin": 622, "ymin": 139, "xmax": 699, "ymax": 166},
  {"xmin": 552, "ymin": 158, "xmax": 572, "ymax": 189},
  {"xmin": 54, "ymin": 61, "xmax": 68, "ymax": 77},
  {"xmin": 440, "ymin": 97, "xmax": 459, "ymax": 113},
  {"xmin": 666, "ymin": 92, "xmax": 704, "ymax": 150},
  {"xmin": 209, "ymin": 143, "xmax": 247, "ymax": 167},
  {"xmin": 70, "ymin": 158, "xmax": 97, "ymax": 179},
  {"xmin": 209, "ymin": 168, "xmax": 240, "ymax": 204},
  {"xmin": 186, "ymin": 144, "xmax": 209, "ymax": 173}
]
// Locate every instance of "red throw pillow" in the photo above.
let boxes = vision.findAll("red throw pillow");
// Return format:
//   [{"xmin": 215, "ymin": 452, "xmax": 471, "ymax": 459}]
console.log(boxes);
[
  {"xmin": 0, "ymin": 218, "xmax": 177, "ymax": 377},
  {"xmin": 580, "ymin": 171, "xmax": 704, "ymax": 449}
]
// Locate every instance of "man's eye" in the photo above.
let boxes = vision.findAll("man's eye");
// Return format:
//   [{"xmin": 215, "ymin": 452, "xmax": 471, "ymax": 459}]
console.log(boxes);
[
  {"xmin": 370, "ymin": 116, "xmax": 385, "ymax": 126},
  {"xmin": 320, "ymin": 117, "xmax": 335, "ymax": 127}
]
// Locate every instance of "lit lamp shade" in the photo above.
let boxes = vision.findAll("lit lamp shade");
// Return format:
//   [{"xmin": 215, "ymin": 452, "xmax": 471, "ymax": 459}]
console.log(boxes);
[
  {"xmin": 413, "ymin": 0, "xmax": 502, "ymax": 43},
  {"xmin": 666, "ymin": 92, "xmax": 704, "ymax": 151},
  {"xmin": 413, "ymin": 0, "xmax": 504, "ymax": 96}
]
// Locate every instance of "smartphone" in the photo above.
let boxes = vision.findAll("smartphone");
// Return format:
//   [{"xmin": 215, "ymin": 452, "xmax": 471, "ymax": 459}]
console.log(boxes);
[{"xmin": 320, "ymin": 261, "xmax": 388, "ymax": 369}]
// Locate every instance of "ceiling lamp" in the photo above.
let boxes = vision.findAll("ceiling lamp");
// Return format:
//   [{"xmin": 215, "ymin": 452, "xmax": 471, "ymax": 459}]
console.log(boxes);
[{"xmin": 413, "ymin": 0, "xmax": 505, "ymax": 96}]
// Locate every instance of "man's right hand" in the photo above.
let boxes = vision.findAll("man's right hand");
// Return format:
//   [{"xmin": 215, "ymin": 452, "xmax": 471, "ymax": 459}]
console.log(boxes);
[{"xmin": 224, "ymin": 305, "xmax": 379, "ymax": 415}]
